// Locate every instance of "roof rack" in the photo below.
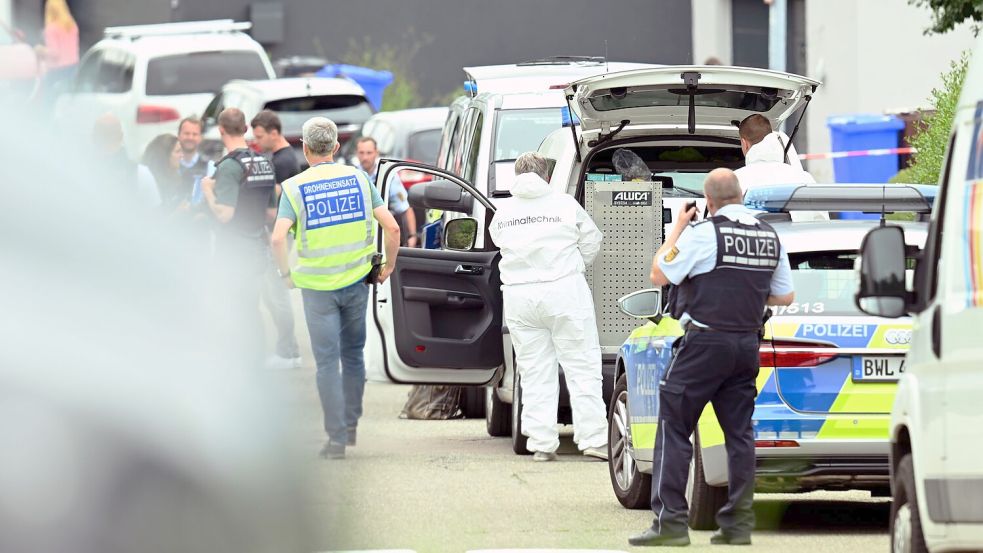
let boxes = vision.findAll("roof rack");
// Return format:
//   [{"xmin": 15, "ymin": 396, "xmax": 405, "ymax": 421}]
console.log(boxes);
[
  {"xmin": 744, "ymin": 184, "xmax": 937, "ymax": 214},
  {"xmin": 517, "ymin": 56, "xmax": 605, "ymax": 66},
  {"xmin": 104, "ymin": 20, "xmax": 252, "ymax": 40}
]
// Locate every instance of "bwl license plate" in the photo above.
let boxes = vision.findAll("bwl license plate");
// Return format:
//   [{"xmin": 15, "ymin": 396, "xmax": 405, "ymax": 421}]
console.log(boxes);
[{"xmin": 852, "ymin": 356, "xmax": 906, "ymax": 382}]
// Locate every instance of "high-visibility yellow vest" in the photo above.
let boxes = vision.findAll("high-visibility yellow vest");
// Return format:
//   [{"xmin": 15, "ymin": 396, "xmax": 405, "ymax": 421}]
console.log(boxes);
[{"xmin": 282, "ymin": 163, "xmax": 376, "ymax": 291}]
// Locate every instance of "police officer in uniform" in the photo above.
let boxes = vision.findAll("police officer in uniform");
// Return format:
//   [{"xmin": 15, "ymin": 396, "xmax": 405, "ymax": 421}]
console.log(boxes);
[
  {"xmin": 629, "ymin": 168, "xmax": 794, "ymax": 547},
  {"xmin": 201, "ymin": 107, "xmax": 278, "ymax": 366},
  {"xmin": 270, "ymin": 117, "xmax": 401, "ymax": 460}
]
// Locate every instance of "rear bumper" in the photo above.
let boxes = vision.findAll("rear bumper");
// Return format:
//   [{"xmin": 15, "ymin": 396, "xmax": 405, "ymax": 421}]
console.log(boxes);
[{"xmin": 755, "ymin": 440, "xmax": 890, "ymax": 491}]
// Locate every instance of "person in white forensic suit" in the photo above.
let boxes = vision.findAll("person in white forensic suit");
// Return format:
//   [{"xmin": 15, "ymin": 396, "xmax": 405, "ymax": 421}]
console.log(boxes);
[
  {"xmin": 736, "ymin": 114, "xmax": 825, "ymax": 221},
  {"xmin": 489, "ymin": 152, "xmax": 608, "ymax": 462}
]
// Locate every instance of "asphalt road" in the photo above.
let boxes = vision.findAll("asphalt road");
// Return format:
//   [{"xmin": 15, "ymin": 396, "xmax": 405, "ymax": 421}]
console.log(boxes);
[{"xmin": 279, "ymin": 370, "xmax": 892, "ymax": 553}]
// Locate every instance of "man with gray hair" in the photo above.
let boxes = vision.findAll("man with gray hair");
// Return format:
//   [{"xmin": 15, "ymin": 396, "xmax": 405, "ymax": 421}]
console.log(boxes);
[
  {"xmin": 489, "ymin": 152, "xmax": 608, "ymax": 462},
  {"xmin": 271, "ymin": 117, "xmax": 401, "ymax": 460},
  {"xmin": 629, "ymin": 168, "xmax": 794, "ymax": 547}
]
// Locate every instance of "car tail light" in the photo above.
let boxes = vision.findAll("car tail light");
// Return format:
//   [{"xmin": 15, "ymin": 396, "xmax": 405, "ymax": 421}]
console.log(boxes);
[
  {"xmin": 549, "ymin": 83, "xmax": 570, "ymax": 90},
  {"xmin": 136, "ymin": 104, "xmax": 181, "ymax": 124},
  {"xmin": 760, "ymin": 339, "xmax": 838, "ymax": 368},
  {"xmin": 399, "ymin": 159, "xmax": 434, "ymax": 188},
  {"xmin": 755, "ymin": 440, "xmax": 799, "ymax": 448}
]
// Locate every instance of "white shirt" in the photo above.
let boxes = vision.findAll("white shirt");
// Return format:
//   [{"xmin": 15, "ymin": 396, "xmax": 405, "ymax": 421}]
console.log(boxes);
[
  {"xmin": 657, "ymin": 203, "xmax": 794, "ymax": 325},
  {"xmin": 489, "ymin": 173, "xmax": 602, "ymax": 286}
]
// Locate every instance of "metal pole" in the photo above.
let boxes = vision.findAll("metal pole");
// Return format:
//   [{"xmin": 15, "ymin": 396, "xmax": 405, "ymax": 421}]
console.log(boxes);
[{"xmin": 768, "ymin": 0, "xmax": 787, "ymax": 72}]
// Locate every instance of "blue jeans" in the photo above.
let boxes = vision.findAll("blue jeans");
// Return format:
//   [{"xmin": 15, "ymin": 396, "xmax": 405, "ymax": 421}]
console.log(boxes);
[{"xmin": 301, "ymin": 283, "xmax": 369, "ymax": 444}]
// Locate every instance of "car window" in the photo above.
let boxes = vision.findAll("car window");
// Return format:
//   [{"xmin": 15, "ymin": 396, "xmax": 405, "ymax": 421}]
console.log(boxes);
[
  {"xmin": 99, "ymin": 48, "xmax": 134, "ymax": 93},
  {"xmin": 264, "ymin": 95, "xmax": 374, "ymax": 137},
  {"xmin": 589, "ymin": 87, "xmax": 785, "ymax": 113},
  {"xmin": 462, "ymin": 111, "xmax": 484, "ymax": 182},
  {"xmin": 439, "ymin": 113, "xmax": 462, "ymax": 170},
  {"xmin": 493, "ymin": 108, "xmax": 563, "ymax": 162},
  {"xmin": 145, "ymin": 51, "xmax": 269, "ymax": 96},
  {"xmin": 75, "ymin": 50, "xmax": 104, "ymax": 92},
  {"xmin": 450, "ymin": 109, "xmax": 477, "ymax": 177},
  {"xmin": 202, "ymin": 93, "xmax": 225, "ymax": 122},
  {"xmin": 653, "ymin": 171, "xmax": 707, "ymax": 197},
  {"xmin": 408, "ymin": 129, "xmax": 441, "ymax": 164},
  {"xmin": 782, "ymin": 251, "xmax": 916, "ymax": 316}
]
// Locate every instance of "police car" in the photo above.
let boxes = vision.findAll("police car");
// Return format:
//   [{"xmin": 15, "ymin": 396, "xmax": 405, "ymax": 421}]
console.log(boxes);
[{"xmin": 609, "ymin": 184, "xmax": 933, "ymax": 530}]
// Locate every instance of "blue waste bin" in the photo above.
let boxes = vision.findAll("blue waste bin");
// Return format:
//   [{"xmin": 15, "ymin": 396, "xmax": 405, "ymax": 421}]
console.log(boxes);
[
  {"xmin": 827, "ymin": 114, "xmax": 905, "ymax": 219},
  {"xmin": 827, "ymin": 114, "xmax": 905, "ymax": 183},
  {"xmin": 315, "ymin": 64, "xmax": 394, "ymax": 111}
]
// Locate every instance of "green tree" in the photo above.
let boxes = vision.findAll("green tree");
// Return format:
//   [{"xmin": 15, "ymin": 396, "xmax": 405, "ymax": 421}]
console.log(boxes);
[
  {"xmin": 910, "ymin": 0, "xmax": 982, "ymax": 35},
  {"xmin": 341, "ymin": 30, "xmax": 434, "ymax": 112},
  {"xmin": 892, "ymin": 52, "xmax": 970, "ymax": 185}
]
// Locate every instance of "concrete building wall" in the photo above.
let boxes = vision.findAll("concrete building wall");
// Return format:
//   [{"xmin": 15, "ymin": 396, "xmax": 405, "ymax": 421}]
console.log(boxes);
[
  {"xmin": 692, "ymin": 0, "xmax": 732, "ymax": 64},
  {"xmin": 805, "ymin": 0, "xmax": 976, "ymax": 181}
]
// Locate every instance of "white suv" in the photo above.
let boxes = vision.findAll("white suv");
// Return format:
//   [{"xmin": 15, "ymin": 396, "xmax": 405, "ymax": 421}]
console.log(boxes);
[{"xmin": 53, "ymin": 20, "xmax": 275, "ymax": 160}]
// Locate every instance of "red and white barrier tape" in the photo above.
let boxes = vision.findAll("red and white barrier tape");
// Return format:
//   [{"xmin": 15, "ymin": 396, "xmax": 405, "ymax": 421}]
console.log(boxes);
[{"xmin": 799, "ymin": 147, "xmax": 917, "ymax": 161}]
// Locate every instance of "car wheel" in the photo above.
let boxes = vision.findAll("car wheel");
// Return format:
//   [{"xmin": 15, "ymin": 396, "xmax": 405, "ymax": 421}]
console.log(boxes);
[
  {"xmin": 460, "ymin": 386, "xmax": 485, "ymax": 419},
  {"xmin": 485, "ymin": 378, "xmax": 511, "ymax": 437},
  {"xmin": 511, "ymin": 372, "xmax": 530, "ymax": 455},
  {"xmin": 608, "ymin": 373, "xmax": 651, "ymax": 509},
  {"xmin": 891, "ymin": 454, "xmax": 928, "ymax": 553},
  {"xmin": 687, "ymin": 430, "xmax": 729, "ymax": 530}
]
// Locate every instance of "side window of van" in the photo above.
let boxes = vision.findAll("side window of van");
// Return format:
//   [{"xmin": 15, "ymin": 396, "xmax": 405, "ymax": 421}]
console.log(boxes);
[
  {"xmin": 451, "ymin": 109, "xmax": 478, "ymax": 178},
  {"xmin": 916, "ymin": 131, "xmax": 955, "ymax": 308},
  {"xmin": 437, "ymin": 112, "xmax": 460, "ymax": 170},
  {"xmin": 462, "ymin": 111, "xmax": 484, "ymax": 183},
  {"xmin": 75, "ymin": 50, "xmax": 104, "ymax": 93}
]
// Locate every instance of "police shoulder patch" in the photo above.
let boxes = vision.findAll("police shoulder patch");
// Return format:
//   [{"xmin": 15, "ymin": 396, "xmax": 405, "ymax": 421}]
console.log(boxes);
[{"xmin": 665, "ymin": 246, "xmax": 680, "ymax": 262}]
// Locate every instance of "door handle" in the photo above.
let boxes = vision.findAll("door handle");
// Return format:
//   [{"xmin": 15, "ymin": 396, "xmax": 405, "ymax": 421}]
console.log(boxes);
[{"xmin": 455, "ymin": 264, "xmax": 484, "ymax": 275}]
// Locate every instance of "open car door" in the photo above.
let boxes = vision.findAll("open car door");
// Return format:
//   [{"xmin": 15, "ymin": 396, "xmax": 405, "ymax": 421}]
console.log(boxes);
[{"xmin": 365, "ymin": 159, "xmax": 502, "ymax": 385}]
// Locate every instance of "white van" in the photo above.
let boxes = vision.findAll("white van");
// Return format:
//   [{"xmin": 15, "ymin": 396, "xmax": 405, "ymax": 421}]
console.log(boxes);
[{"xmin": 854, "ymin": 40, "xmax": 983, "ymax": 552}]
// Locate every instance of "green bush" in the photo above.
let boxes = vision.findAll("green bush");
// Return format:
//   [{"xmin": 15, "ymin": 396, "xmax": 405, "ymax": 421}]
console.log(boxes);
[
  {"xmin": 341, "ymin": 30, "xmax": 434, "ymax": 112},
  {"xmin": 891, "ymin": 51, "xmax": 970, "ymax": 185}
]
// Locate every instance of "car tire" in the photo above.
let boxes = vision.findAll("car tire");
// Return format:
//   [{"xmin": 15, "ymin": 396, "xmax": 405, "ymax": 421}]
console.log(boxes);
[
  {"xmin": 687, "ymin": 430, "xmax": 729, "ymax": 531},
  {"xmin": 485, "ymin": 379, "xmax": 511, "ymax": 437},
  {"xmin": 511, "ymin": 372, "xmax": 530, "ymax": 455},
  {"xmin": 608, "ymin": 373, "xmax": 651, "ymax": 509},
  {"xmin": 891, "ymin": 454, "xmax": 929, "ymax": 553},
  {"xmin": 460, "ymin": 386, "xmax": 486, "ymax": 419}
]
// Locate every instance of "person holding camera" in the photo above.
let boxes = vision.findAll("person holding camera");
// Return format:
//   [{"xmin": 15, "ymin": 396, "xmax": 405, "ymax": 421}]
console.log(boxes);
[
  {"xmin": 629, "ymin": 168, "xmax": 794, "ymax": 547},
  {"xmin": 270, "ymin": 117, "xmax": 400, "ymax": 460}
]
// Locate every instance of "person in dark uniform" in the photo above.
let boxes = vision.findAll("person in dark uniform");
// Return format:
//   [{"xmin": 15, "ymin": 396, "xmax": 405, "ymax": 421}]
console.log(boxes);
[
  {"xmin": 200, "ymin": 107, "xmax": 278, "ymax": 368},
  {"xmin": 629, "ymin": 168, "xmax": 794, "ymax": 547}
]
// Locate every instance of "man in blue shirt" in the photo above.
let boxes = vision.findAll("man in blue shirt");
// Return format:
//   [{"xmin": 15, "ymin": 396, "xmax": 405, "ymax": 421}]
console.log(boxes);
[
  {"xmin": 355, "ymin": 137, "xmax": 418, "ymax": 247},
  {"xmin": 629, "ymin": 168, "xmax": 794, "ymax": 547}
]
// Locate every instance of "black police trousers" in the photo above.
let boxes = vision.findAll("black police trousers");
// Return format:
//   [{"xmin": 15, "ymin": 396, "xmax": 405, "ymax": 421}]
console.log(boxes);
[{"xmin": 649, "ymin": 328, "xmax": 760, "ymax": 537}]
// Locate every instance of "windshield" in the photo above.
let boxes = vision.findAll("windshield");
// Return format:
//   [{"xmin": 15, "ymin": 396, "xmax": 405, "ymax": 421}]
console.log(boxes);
[
  {"xmin": 146, "ymin": 51, "xmax": 269, "ymax": 95},
  {"xmin": 778, "ymin": 251, "xmax": 915, "ymax": 317},
  {"xmin": 494, "ymin": 108, "xmax": 563, "ymax": 162},
  {"xmin": 653, "ymin": 172, "xmax": 706, "ymax": 197},
  {"xmin": 265, "ymin": 95, "xmax": 373, "ymax": 135}
]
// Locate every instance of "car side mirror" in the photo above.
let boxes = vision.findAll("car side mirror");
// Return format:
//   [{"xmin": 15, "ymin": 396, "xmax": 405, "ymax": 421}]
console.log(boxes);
[
  {"xmin": 618, "ymin": 289, "xmax": 664, "ymax": 324},
  {"xmin": 443, "ymin": 217, "xmax": 478, "ymax": 251},
  {"xmin": 407, "ymin": 179, "xmax": 474, "ymax": 213},
  {"xmin": 855, "ymin": 226, "xmax": 908, "ymax": 318}
]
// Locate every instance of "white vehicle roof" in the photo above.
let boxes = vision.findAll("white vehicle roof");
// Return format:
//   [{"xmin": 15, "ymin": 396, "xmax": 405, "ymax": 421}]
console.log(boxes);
[
  {"xmin": 366, "ymin": 106, "xmax": 449, "ymax": 126},
  {"xmin": 775, "ymin": 220, "xmax": 927, "ymax": 254},
  {"xmin": 464, "ymin": 59, "xmax": 657, "ymax": 94},
  {"xmin": 223, "ymin": 77, "xmax": 367, "ymax": 100},
  {"xmin": 96, "ymin": 20, "xmax": 266, "ymax": 59},
  {"xmin": 493, "ymin": 91, "xmax": 572, "ymax": 110}
]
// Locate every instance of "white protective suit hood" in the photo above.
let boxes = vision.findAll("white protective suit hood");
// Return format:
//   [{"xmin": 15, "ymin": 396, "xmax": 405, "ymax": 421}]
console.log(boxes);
[
  {"xmin": 736, "ymin": 132, "xmax": 815, "ymax": 194},
  {"xmin": 511, "ymin": 171, "xmax": 553, "ymax": 199},
  {"xmin": 489, "ymin": 172, "xmax": 603, "ymax": 286}
]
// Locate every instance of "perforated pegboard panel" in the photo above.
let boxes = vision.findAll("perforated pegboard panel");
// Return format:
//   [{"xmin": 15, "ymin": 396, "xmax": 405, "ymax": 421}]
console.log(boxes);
[{"xmin": 585, "ymin": 181, "xmax": 663, "ymax": 352}]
